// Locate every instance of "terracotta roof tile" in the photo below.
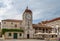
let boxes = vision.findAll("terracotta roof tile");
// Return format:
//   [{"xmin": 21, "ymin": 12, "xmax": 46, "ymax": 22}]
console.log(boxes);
[
  {"xmin": 24, "ymin": 7, "xmax": 32, "ymax": 13},
  {"xmin": 33, "ymin": 24, "xmax": 52, "ymax": 28},
  {"xmin": 41, "ymin": 17, "xmax": 60, "ymax": 24}
]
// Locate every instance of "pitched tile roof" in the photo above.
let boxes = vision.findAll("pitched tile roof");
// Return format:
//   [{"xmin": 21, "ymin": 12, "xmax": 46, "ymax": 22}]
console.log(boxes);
[
  {"xmin": 33, "ymin": 24, "xmax": 52, "ymax": 28},
  {"xmin": 41, "ymin": 17, "xmax": 60, "ymax": 24}
]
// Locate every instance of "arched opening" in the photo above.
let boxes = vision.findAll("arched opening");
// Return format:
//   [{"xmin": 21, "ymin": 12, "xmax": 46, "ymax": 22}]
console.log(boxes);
[{"xmin": 27, "ymin": 34, "xmax": 29, "ymax": 39}]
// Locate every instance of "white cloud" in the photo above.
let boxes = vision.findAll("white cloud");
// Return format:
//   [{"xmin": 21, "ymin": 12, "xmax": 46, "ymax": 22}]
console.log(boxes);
[
  {"xmin": 0, "ymin": 0, "xmax": 60, "ymax": 23},
  {"xmin": 13, "ymin": 14, "xmax": 22, "ymax": 20},
  {"xmin": 0, "ymin": 0, "xmax": 28, "ymax": 22},
  {"xmin": 0, "ymin": 0, "xmax": 13, "ymax": 15},
  {"xmin": 33, "ymin": 10, "xmax": 43, "ymax": 20},
  {"xmin": 0, "ymin": 0, "xmax": 13, "ymax": 21}
]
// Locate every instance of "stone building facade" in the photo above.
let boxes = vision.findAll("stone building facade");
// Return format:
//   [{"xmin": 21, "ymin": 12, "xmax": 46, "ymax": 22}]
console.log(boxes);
[
  {"xmin": 1, "ymin": 7, "xmax": 35, "ymax": 39},
  {"xmin": 1, "ymin": 7, "xmax": 60, "ymax": 39},
  {"xmin": 40, "ymin": 17, "xmax": 60, "ymax": 39}
]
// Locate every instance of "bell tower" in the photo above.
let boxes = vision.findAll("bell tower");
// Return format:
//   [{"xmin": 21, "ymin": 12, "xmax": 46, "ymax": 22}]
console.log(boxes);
[{"xmin": 23, "ymin": 7, "xmax": 34, "ymax": 39}]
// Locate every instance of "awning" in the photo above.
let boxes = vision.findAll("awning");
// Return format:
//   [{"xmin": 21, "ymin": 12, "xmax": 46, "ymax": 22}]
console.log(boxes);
[
  {"xmin": 49, "ymin": 33, "xmax": 57, "ymax": 35},
  {"xmin": 35, "ymin": 32, "xmax": 49, "ymax": 35},
  {"xmin": 35, "ymin": 32, "xmax": 57, "ymax": 35}
]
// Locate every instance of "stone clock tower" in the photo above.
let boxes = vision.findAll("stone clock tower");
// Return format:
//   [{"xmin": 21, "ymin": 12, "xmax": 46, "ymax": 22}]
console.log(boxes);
[{"xmin": 23, "ymin": 7, "xmax": 34, "ymax": 39}]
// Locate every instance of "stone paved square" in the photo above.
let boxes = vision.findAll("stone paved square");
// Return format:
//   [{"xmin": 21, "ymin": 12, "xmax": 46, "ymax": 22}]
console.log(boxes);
[{"xmin": 0, "ymin": 39, "xmax": 45, "ymax": 41}]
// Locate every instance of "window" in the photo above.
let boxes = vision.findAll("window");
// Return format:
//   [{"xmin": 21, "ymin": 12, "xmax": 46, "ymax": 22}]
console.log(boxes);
[
  {"xmin": 9, "ymin": 33, "xmax": 11, "ymax": 36},
  {"xmin": 15, "ymin": 24, "xmax": 17, "ymax": 27},
  {"xmin": 11, "ymin": 22, "xmax": 13, "ymax": 24},
  {"xmin": 52, "ymin": 35, "xmax": 53, "ymax": 38},
  {"xmin": 19, "ymin": 33, "xmax": 22, "ymax": 36},
  {"xmin": 43, "ymin": 29, "xmax": 44, "ymax": 33},
  {"xmin": 39, "ymin": 28, "xmax": 41, "ymax": 30},
  {"xmin": 35, "ymin": 28, "xmax": 38, "ymax": 30},
  {"xmin": 4, "ymin": 22, "xmax": 6, "ymax": 24},
  {"xmin": 56, "ymin": 35, "xmax": 57, "ymax": 37}
]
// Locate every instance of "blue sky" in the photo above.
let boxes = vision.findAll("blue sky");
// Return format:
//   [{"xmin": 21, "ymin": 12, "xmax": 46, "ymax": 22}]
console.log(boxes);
[{"xmin": 0, "ymin": 0, "xmax": 60, "ymax": 24}]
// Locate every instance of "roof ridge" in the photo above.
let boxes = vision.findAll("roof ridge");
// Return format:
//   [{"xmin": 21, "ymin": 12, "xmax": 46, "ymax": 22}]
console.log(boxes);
[{"xmin": 40, "ymin": 17, "xmax": 60, "ymax": 24}]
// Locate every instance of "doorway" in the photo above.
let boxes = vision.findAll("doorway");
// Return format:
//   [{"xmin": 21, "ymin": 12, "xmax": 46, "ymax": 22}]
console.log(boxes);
[
  {"xmin": 27, "ymin": 34, "xmax": 29, "ymax": 39},
  {"xmin": 13, "ymin": 33, "xmax": 17, "ymax": 39}
]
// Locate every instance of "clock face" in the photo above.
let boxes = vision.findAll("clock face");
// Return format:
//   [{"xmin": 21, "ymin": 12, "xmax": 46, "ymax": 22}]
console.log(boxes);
[{"xmin": 26, "ymin": 14, "xmax": 31, "ymax": 19}]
